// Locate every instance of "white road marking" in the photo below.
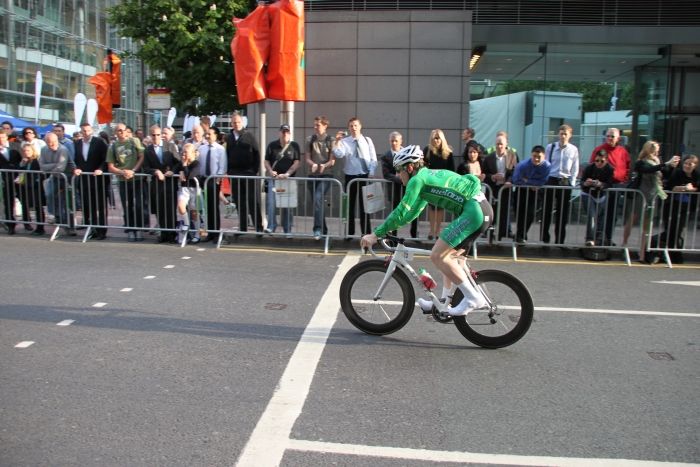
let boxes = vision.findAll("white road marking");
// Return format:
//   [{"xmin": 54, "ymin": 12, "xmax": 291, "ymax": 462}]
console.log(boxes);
[
  {"xmin": 92, "ymin": 302, "xmax": 107, "ymax": 308},
  {"xmin": 533, "ymin": 306, "xmax": 700, "ymax": 318},
  {"xmin": 181, "ymin": 256, "xmax": 191, "ymax": 260},
  {"xmin": 652, "ymin": 280, "xmax": 700, "ymax": 287},
  {"xmin": 235, "ymin": 255, "xmax": 360, "ymax": 467},
  {"xmin": 288, "ymin": 439, "xmax": 698, "ymax": 467},
  {"xmin": 144, "ymin": 276, "xmax": 156, "ymax": 280},
  {"xmin": 14, "ymin": 341, "xmax": 34, "ymax": 349},
  {"xmin": 163, "ymin": 265, "xmax": 175, "ymax": 269},
  {"xmin": 120, "ymin": 288, "xmax": 133, "ymax": 292},
  {"xmin": 56, "ymin": 320, "xmax": 74, "ymax": 326},
  {"xmin": 196, "ymin": 248, "xmax": 205, "ymax": 252}
]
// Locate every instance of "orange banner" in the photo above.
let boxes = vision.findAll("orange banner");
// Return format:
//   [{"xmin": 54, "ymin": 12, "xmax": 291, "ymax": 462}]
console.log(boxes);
[
  {"xmin": 107, "ymin": 51, "xmax": 122, "ymax": 108},
  {"xmin": 266, "ymin": 0, "xmax": 305, "ymax": 101},
  {"xmin": 88, "ymin": 72, "xmax": 113, "ymax": 124},
  {"xmin": 231, "ymin": 5, "xmax": 271, "ymax": 105}
]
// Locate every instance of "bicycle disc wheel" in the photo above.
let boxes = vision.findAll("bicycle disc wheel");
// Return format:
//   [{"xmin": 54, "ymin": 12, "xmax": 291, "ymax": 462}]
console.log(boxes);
[
  {"xmin": 452, "ymin": 269, "xmax": 533, "ymax": 349},
  {"xmin": 339, "ymin": 259, "xmax": 415, "ymax": 335}
]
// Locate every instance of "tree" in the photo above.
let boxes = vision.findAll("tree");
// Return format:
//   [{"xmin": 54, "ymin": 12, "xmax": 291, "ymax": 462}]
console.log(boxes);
[{"xmin": 109, "ymin": 0, "xmax": 256, "ymax": 115}]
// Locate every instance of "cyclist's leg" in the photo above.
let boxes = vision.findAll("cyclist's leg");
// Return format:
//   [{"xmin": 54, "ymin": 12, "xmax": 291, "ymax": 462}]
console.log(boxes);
[{"xmin": 432, "ymin": 198, "xmax": 487, "ymax": 315}]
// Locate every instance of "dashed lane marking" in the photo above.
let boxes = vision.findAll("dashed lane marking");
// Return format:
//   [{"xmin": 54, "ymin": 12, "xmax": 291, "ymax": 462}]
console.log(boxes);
[
  {"xmin": 163, "ymin": 265, "xmax": 175, "ymax": 269},
  {"xmin": 120, "ymin": 288, "xmax": 133, "ymax": 292},
  {"xmin": 14, "ymin": 341, "xmax": 34, "ymax": 349},
  {"xmin": 181, "ymin": 256, "xmax": 191, "ymax": 260},
  {"xmin": 144, "ymin": 276, "xmax": 156, "ymax": 280},
  {"xmin": 92, "ymin": 302, "xmax": 107, "ymax": 308},
  {"xmin": 56, "ymin": 320, "xmax": 74, "ymax": 326}
]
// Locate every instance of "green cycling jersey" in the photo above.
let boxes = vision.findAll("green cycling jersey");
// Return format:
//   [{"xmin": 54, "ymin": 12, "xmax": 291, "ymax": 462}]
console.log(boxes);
[{"xmin": 374, "ymin": 168, "xmax": 482, "ymax": 238}]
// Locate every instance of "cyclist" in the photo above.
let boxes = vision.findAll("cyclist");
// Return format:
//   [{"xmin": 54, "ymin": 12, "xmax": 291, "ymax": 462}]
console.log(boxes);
[{"xmin": 360, "ymin": 145, "xmax": 493, "ymax": 316}]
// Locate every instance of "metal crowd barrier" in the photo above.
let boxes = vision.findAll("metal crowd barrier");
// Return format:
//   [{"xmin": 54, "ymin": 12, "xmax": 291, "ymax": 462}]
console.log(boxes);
[
  {"xmin": 1, "ymin": 168, "xmax": 71, "ymax": 239},
  {"xmin": 5, "ymin": 167, "xmax": 698, "ymax": 265},
  {"xmin": 491, "ymin": 184, "xmax": 655, "ymax": 265},
  {"xmin": 646, "ymin": 190, "xmax": 699, "ymax": 267}
]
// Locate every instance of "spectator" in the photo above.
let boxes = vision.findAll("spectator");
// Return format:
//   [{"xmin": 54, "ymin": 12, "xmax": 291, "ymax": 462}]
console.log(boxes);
[
  {"xmin": 380, "ymin": 131, "xmax": 417, "ymax": 238},
  {"xmin": 39, "ymin": 132, "xmax": 75, "ymax": 235},
  {"xmin": 226, "ymin": 112, "xmax": 262, "ymax": 234},
  {"xmin": 264, "ymin": 124, "xmax": 301, "ymax": 237},
  {"xmin": 142, "ymin": 125, "xmax": 179, "ymax": 243},
  {"xmin": 52, "ymin": 123, "xmax": 75, "ymax": 161},
  {"xmin": 200, "ymin": 126, "xmax": 227, "ymax": 240},
  {"xmin": 1, "ymin": 129, "xmax": 22, "ymax": 234},
  {"xmin": 589, "ymin": 128, "xmax": 631, "ymax": 245},
  {"xmin": 304, "ymin": 115, "xmax": 335, "ymax": 240},
  {"xmin": 332, "ymin": 117, "xmax": 377, "ymax": 238},
  {"xmin": 581, "ymin": 149, "xmax": 614, "ymax": 246},
  {"xmin": 486, "ymin": 130, "xmax": 518, "ymax": 157},
  {"xmin": 2, "ymin": 121, "xmax": 20, "ymax": 149},
  {"xmin": 512, "ymin": 146, "xmax": 550, "ymax": 244},
  {"xmin": 483, "ymin": 132, "xmax": 518, "ymax": 240},
  {"xmin": 73, "ymin": 123, "xmax": 109, "ymax": 240},
  {"xmin": 107, "ymin": 122, "xmax": 145, "ymax": 242},
  {"xmin": 162, "ymin": 126, "xmax": 180, "ymax": 160},
  {"xmin": 423, "ymin": 129, "xmax": 456, "ymax": 240},
  {"xmin": 622, "ymin": 140, "xmax": 679, "ymax": 262},
  {"xmin": 661, "ymin": 154, "xmax": 699, "ymax": 260},
  {"xmin": 456, "ymin": 141, "xmax": 486, "ymax": 182},
  {"xmin": 460, "ymin": 127, "xmax": 485, "ymax": 163},
  {"xmin": 175, "ymin": 143, "xmax": 203, "ymax": 244},
  {"xmin": 21, "ymin": 126, "xmax": 46, "ymax": 155},
  {"xmin": 541, "ymin": 124, "xmax": 579, "ymax": 244},
  {"xmin": 17, "ymin": 142, "xmax": 45, "ymax": 235}
]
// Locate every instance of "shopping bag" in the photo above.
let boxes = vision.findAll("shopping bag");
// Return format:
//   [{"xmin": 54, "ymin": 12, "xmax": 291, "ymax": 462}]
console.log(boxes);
[
  {"xmin": 362, "ymin": 182, "xmax": 385, "ymax": 214},
  {"xmin": 273, "ymin": 179, "xmax": 298, "ymax": 208},
  {"xmin": 14, "ymin": 197, "xmax": 23, "ymax": 218}
]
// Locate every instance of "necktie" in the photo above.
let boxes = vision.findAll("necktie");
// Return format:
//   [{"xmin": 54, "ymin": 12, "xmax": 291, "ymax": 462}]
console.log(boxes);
[
  {"xmin": 203, "ymin": 144, "xmax": 210, "ymax": 176},
  {"xmin": 355, "ymin": 139, "xmax": 368, "ymax": 174},
  {"xmin": 156, "ymin": 145, "xmax": 163, "ymax": 164}
]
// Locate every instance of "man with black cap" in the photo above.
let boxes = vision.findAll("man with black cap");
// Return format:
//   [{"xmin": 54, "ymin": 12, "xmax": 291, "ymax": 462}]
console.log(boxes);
[{"xmin": 264, "ymin": 124, "xmax": 301, "ymax": 237}]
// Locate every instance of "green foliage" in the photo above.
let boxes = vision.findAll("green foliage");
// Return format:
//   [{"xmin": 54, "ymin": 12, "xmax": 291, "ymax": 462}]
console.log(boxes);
[
  {"xmin": 493, "ymin": 80, "xmax": 635, "ymax": 113},
  {"xmin": 108, "ymin": 0, "xmax": 257, "ymax": 114}
]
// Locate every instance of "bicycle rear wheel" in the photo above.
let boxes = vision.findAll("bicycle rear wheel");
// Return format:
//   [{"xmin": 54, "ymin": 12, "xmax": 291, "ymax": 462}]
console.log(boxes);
[
  {"xmin": 339, "ymin": 259, "xmax": 415, "ymax": 335},
  {"xmin": 452, "ymin": 269, "xmax": 533, "ymax": 349}
]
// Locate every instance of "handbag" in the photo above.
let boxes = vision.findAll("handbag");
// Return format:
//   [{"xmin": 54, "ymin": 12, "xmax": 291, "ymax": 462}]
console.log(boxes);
[
  {"xmin": 362, "ymin": 182, "xmax": 385, "ymax": 214},
  {"xmin": 273, "ymin": 179, "xmax": 298, "ymax": 208}
]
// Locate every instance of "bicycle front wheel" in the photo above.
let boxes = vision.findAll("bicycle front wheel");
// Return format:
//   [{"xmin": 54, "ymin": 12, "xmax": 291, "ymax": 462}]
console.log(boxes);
[
  {"xmin": 339, "ymin": 259, "xmax": 415, "ymax": 335},
  {"xmin": 452, "ymin": 269, "xmax": 533, "ymax": 349}
]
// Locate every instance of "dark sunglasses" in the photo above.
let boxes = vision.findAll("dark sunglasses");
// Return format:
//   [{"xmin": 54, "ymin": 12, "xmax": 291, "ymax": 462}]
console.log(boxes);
[{"xmin": 595, "ymin": 158, "xmax": 607, "ymax": 163}]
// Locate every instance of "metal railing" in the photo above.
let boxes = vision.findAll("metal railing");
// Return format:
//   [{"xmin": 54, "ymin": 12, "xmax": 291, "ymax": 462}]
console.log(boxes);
[{"xmin": 3, "ymin": 168, "xmax": 698, "ymax": 265}]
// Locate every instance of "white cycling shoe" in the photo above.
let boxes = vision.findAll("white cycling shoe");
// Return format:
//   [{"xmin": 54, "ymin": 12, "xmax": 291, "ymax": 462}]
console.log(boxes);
[
  {"xmin": 417, "ymin": 297, "xmax": 436, "ymax": 314},
  {"xmin": 446, "ymin": 295, "xmax": 487, "ymax": 316}
]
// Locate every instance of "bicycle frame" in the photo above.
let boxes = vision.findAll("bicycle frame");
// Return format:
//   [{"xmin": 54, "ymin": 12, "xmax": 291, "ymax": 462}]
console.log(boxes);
[{"xmin": 368, "ymin": 238, "xmax": 489, "ymax": 315}]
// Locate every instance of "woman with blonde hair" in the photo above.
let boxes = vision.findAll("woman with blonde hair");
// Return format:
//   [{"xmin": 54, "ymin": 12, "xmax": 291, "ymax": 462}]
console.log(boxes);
[
  {"xmin": 622, "ymin": 140, "xmax": 679, "ymax": 262},
  {"xmin": 423, "ymin": 129, "xmax": 455, "ymax": 240},
  {"xmin": 16, "ymin": 142, "xmax": 46, "ymax": 234}
]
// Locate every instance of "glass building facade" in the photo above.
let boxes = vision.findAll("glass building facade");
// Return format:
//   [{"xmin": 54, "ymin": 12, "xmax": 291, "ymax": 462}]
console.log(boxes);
[{"xmin": 0, "ymin": 0, "xmax": 148, "ymax": 130}]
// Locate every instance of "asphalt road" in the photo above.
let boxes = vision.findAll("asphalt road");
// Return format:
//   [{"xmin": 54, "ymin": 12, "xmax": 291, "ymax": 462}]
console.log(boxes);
[{"xmin": 1, "ymin": 236, "xmax": 698, "ymax": 467}]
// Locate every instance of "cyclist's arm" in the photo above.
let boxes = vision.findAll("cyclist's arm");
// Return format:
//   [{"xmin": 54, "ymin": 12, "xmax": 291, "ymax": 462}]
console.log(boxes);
[{"xmin": 374, "ymin": 177, "xmax": 427, "ymax": 237}]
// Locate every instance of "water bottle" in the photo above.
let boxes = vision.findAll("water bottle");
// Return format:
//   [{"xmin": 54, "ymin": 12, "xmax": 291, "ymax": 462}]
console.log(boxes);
[{"xmin": 417, "ymin": 268, "xmax": 437, "ymax": 290}]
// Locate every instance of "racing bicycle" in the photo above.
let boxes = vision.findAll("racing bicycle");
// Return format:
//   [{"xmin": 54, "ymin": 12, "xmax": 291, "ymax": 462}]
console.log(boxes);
[{"xmin": 339, "ymin": 235, "xmax": 534, "ymax": 348}]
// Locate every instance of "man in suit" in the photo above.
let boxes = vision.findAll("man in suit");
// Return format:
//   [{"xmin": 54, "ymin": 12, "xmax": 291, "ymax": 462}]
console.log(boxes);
[
  {"xmin": 0, "ymin": 130, "xmax": 22, "ymax": 234},
  {"xmin": 226, "ymin": 112, "xmax": 262, "ymax": 234},
  {"xmin": 73, "ymin": 123, "xmax": 109, "ymax": 239},
  {"xmin": 142, "ymin": 125, "xmax": 179, "ymax": 243},
  {"xmin": 199, "ymin": 126, "xmax": 227, "ymax": 240},
  {"xmin": 483, "ymin": 132, "xmax": 518, "ymax": 240}
]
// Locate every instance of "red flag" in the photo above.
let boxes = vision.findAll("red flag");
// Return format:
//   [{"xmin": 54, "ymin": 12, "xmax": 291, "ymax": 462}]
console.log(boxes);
[
  {"xmin": 105, "ymin": 51, "xmax": 122, "ymax": 108},
  {"xmin": 267, "ymin": 0, "xmax": 305, "ymax": 101},
  {"xmin": 231, "ymin": 5, "xmax": 271, "ymax": 105},
  {"xmin": 88, "ymin": 72, "xmax": 113, "ymax": 123}
]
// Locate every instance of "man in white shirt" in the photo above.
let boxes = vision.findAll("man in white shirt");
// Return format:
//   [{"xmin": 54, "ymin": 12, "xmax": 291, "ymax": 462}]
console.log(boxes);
[
  {"xmin": 541, "ymin": 124, "xmax": 580, "ymax": 244},
  {"xmin": 332, "ymin": 117, "xmax": 377, "ymax": 237}
]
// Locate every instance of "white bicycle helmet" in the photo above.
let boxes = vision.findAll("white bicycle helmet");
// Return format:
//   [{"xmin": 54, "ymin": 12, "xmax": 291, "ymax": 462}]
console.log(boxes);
[{"xmin": 393, "ymin": 144, "xmax": 424, "ymax": 169}]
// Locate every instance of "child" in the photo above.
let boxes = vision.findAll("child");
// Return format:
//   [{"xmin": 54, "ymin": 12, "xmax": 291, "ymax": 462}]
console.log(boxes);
[{"xmin": 175, "ymin": 143, "xmax": 203, "ymax": 244}]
